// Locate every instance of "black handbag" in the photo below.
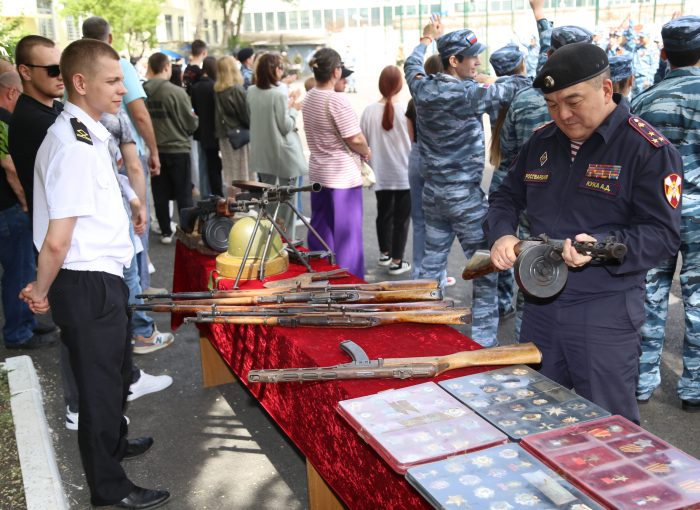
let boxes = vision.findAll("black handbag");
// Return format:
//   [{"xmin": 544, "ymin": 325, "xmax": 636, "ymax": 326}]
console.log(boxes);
[{"xmin": 226, "ymin": 127, "xmax": 250, "ymax": 150}]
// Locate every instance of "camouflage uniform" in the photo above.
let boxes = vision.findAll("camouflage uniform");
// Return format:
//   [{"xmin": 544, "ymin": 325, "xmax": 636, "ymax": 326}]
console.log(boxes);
[
  {"xmin": 630, "ymin": 19, "xmax": 700, "ymax": 405},
  {"xmin": 405, "ymin": 33, "xmax": 529, "ymax": 346}
]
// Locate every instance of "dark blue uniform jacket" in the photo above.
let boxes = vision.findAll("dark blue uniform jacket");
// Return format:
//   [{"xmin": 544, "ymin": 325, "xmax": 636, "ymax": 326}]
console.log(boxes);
[{"xmin": 484, "ymin": 97, "xmax": 682, "ymax": 296}]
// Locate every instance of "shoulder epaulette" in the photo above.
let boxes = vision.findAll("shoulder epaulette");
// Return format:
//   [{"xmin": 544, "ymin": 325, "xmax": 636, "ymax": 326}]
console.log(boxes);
[
  {"xmin": 533, "ymin": 120, "xmax": 554, "ymax": 133},
  {"xmin": 70, "ymin": 118, "xmax": 93, "ymax": 145},
  {"xmin": 628, "ymin": 116, "xmax": 669, "ymax": 148}
]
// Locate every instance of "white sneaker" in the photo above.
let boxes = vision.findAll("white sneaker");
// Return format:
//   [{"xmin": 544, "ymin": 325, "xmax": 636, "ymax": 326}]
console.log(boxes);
[
  {"xmin": 127, "ymin": 370, "xmax": 173, "ymax": 402},
  {"xmin": 160, "ymin": 235, "xmax": 173, "ymax": 245},
  {"xmin": 378, "ymin": 254, "xmax": 392, "ymax": 266},
  {"xmin": 66, "ymin": 405, "xmax": 130, "ymax": 431},
  {"xmin": 388, "ymin": 260, "xmax": 411, "ymax": 275},
  {"xmin": 132, "ymin": 328, "xmax": 174, "ymax": 354}
]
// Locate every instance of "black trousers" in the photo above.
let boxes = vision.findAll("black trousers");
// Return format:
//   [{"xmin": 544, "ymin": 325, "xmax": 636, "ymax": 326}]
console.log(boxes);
[
  {"xmin": 151, "ymin": 152, "xmax": 194, "ymax": 236},
  {"xmin": 48, "ymin": 269, "xmax": 134, "ymax": 505},
  {"xmin": 203, "ymin": 147, "xmax": 223, "ymax": 197},
  {"xmin": 375, "ymin": 189, "xmax": 411, "ymax": 260}
]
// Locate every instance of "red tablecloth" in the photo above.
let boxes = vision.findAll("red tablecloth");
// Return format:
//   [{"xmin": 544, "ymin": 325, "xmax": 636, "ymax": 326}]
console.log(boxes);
[{"xmin": 172, "ymin": 241, "xmax": 488, "ymax": 509}]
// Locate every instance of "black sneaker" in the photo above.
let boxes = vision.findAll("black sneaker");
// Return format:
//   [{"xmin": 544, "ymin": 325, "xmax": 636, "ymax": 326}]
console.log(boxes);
[
  {"xmin": 5, "ymin": 332, "xmax": 58, "ymax": 350},
  {"xmin": 388, "ymin": 260, "xmax": 411, "ymax": 275}
]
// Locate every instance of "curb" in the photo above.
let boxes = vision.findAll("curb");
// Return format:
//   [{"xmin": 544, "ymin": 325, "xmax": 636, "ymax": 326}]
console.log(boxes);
[{"xmin": 4, "ymin": 356, "xmax": 68, "ymax": 510}]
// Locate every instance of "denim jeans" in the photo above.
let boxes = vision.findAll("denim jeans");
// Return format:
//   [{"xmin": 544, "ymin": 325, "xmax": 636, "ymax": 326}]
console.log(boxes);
[
  {"xmin": 136, "ymin": 155, "xmax": 150, "ymax": 290},
  {"xmin": 125, "ymin": 220, "xmax": 154, "ymax": 338},
  {"xmin": 0, "ymin": 204, "xmax": 36, "ymax": 345}
]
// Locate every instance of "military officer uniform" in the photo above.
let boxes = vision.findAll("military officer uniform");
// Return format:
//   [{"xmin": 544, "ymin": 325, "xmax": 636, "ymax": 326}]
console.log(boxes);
[
  {"xmin": 404, "ymin": 29, "xmax": 529, "ymax": 346},
  {"xmin": 630, "ymin": 16, "xmax": 700, "ymax": 411},
  {"xmin": 485, "ymin": 43, "xmax": 682, "ymax": 423},
  {"xmin": 489, "ymin": 26, "xmax": 594, "ymax": 332}
]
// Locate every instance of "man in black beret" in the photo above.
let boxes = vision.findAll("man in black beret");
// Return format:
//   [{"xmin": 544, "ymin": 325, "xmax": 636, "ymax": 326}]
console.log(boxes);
[
  {"xmin": 484, "ymin": 42, "xmax": 683, "ymax": 424},
  {"xmin": 237, "ymin": 47, "xmax": 255, "ymax": 89}
]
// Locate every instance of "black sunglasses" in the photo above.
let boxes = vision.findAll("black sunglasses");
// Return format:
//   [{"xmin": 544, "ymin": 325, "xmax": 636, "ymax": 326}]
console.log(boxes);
[{"xmin": 25, "ymin": 64, "xmax": 61, "ymax": 78}]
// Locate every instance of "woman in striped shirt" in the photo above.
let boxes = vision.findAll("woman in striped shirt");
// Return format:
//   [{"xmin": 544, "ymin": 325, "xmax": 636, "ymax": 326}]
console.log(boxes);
[{"xmin": 301, "ymin": 48, "xmax": 371, "ymax": 278}]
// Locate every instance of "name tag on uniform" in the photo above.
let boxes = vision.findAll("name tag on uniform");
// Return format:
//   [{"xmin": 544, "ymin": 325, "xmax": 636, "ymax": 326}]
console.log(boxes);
[
  {"xmin": 579, "ymin": 178, "xmax": 620, "ymax": 196},
  {"xmin": 524, "ymin": 170, "xmax": 550, "ymax": 184},
  {"xmin": 586, "ymin": 164, "xmax": 621, "ymax": 180}
]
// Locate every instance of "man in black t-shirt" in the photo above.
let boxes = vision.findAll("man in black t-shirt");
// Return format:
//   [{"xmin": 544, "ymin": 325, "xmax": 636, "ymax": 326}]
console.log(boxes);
[
  {"xmin": 183, "ymin": 39, "xmax": 207, "ymax": 95},
  {"xmin": 9, "ymin": 35, "xmax": 65, "ymax": 215}
]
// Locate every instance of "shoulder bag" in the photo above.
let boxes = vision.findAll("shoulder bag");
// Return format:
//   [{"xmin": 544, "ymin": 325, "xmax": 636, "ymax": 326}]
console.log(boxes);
[{"xmin": 215, "ymin": 91, "xmax": 250, "ymax": 150}]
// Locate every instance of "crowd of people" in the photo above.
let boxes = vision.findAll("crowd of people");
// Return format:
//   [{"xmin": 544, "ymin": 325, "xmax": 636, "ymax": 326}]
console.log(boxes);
[{"xmin": 0, "ymin": 1, "xmax": 698, "ymax": 507}]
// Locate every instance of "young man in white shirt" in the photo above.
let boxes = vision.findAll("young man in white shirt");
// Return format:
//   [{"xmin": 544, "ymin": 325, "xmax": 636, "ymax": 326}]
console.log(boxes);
[{"xmin": 20, "ymin": 38, "xmax": 170, "ymax": 509}]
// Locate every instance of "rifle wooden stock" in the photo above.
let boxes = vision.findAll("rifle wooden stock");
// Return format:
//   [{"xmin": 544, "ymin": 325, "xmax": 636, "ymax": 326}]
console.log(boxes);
[
  {"xmin": 137, "ymin": 279, "xmax": 440, "ymax": 300},
  {"xmin": 136, "ymin": 300, "xmax": 455, "ymax": 315},
  {"xmin": 138, "ymin": 289, "xmax": 443, "ymax": 306},
  {"xmin": 461, "ymin": 245, "xmax": 526, "ymax": 281},
  {"xmin": 247, "ymin": 343, "xmax": 542, "ymax": 383},
  {"xmin": 185, "ymin": 308, "xmax": 472, "ymax": 328}
]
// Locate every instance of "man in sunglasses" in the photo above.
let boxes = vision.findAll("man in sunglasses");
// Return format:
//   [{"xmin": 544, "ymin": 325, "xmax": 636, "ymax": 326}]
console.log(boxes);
[{"xmin": 8, "ymin": 35, "xmax": 64, "ymax": 216}]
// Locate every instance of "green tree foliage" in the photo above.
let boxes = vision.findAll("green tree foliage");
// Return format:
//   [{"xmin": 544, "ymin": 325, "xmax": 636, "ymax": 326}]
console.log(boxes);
[
  {"xmin": 61, "ymin": 0, "xmax": 163, "ymax": 57},
  {"xmin": 0, "ymin": 13, "xmax": 26, "ymax": 61}
]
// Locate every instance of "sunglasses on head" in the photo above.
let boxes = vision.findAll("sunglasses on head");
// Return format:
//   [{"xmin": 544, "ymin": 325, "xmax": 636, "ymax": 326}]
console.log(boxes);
[{"xmin": 25, "ymin": 64, "xmax": 61, "ymax": 78}]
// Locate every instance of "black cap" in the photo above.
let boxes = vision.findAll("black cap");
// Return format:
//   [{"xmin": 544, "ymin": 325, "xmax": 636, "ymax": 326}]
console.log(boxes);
[
  {"xmin": 534, "ymin": 42, "xmax": 609, "ymax": 94},
  {"xmin": 340, "ymin": 66, "xmax": 354, "ymax": 79}
]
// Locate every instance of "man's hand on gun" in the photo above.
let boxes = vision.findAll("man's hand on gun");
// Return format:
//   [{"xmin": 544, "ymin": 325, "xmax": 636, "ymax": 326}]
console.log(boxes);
[
  {"xmin": 490, "ymin": 234, "xmax": 520, "ymax": 270},
  {"xmin": 562, "ymin": 233, "xmax": 596, "ymax": 268}
]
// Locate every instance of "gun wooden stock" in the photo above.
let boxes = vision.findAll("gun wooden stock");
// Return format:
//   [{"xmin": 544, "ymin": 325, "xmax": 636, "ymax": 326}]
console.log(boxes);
[
  {"xmin": 185, "ymin": 308, "xmax": 472, "ymax": 328},
  {"xmin": 247, "ymin": 343, "xmax": 542, "ymax": 383},
  {"xmin": 138, "ymin": 279, "xmax": 440, "ymax": 300},
  {"xmin": 461, "ymin": 245, "xmax": 527, "ymax": 281},
  {"xmin": 135, "ymin": 300, "xmax": 455, "ymax": 315},
  {"xmin": 139, "ymin": 289, "xmax": 443, "ymax": 306}
]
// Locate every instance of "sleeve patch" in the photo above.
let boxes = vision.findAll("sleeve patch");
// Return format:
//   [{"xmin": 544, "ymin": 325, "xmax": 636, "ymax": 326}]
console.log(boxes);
[
  {"xmin": 629, "ymin": 116, "xmax": 669, "ymax": 148},
  {"xmin": 664, "ymin": 173, "xmax": 682, "ymax": 209}
]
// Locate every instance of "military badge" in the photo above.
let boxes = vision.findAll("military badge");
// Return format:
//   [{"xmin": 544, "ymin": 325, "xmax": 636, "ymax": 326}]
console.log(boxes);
[
  {"xmin": 539, "ymin": 152, "xmax": 548, "ymax": 166},
  {"xmin": 586, "ymin": 164, "xmax": 621, "ymax": 180},
  {"xmin": 524, "ymin": 170, "xmax": 550, "ymax": 184},
  {"xmin": 664, "ymin": 173, "xmax": 682, "ymax": 209},
  {"xmin": 70, "ymin": 118, "xmax": 93, "ymax": 145},
  {"xmin": 628, "ymin": 117, "xmax": 669, "ymax": 148}
]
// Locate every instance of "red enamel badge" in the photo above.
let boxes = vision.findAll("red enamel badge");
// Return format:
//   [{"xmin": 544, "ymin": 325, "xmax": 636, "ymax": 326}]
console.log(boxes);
[{"xmin": 664, "ymin": 173, "xmax": 682, "ymax": 209}]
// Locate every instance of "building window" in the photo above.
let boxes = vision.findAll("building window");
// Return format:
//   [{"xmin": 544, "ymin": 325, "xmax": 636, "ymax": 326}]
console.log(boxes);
[
  {"xmin": 265, "ymin": 12, "xmax": 274, "ymax": 31},
  {"xmin": 65, "ymin": 15, "xmax": 79, "ymax": 41},
  {"xmin": 204, "ymin": 19, "xmax": 210, "ymax": 43},
  {"xmin": 384, "ymin": 6, "xmax": 393, "ymax": 24},
  {"xmin": 335, "ymin": 8, "xmax": 345, "ymax": 28},
  {"xmin": 178, "ymin": 16, "xmax": 185, "ymax": 40},
  {"xmin": 277, "ymin": 12, "xmax": 287, "ymax": 30},
  {"xmin": 165, "ymin": 14, "xmax": 173, "ymax": 41},
  {"xmin": 243, "ymin": 14, "xmax": 252, "ymax": 32},
  {"xmin": 406, "ymin": 5, "xmax": 417, "ymax": 15},
  {"xmin": 38, "ymin": 17, "xmax": 55, "ymax": 39},
  {"xmin": 420, "ymin": 4, "xmax": 429, "ymax": 14},
  {"xmin": 348, "ymin": 8, "xmax": 358, "ymax": 27},
  {"xmin": 212, "ymin": 20, "xmax": 219, "ymax": 44},
  {"xmin": 359, "ymin": 8, "xmax": 369, "ymax": 26},
  {"xmin": 300, "ymin": 11, "xmax": 310, "ymax": 29},
  {"xmin": 324, "ymin": 9, "xmax": 333, "ymax": 29},
  {"xmin": 312, "ymin": 10, "xmax": 322, "ymax": 29},
  {"xmin": 431, "ymin": 3, "xmax": 441, "ymax": 14},
  {"xmin": 36, "ymin": 0, "xmax": 51, "ymax": 14},
  {"xmin": 289, "ymin": 11, "xmax": 299, "ymax": 29},
  {"xmin": 254, "ymin": 13, "xmax": 263, "ymax": 32},
  {"xmin": 371, "ymin": 7, "xmax": 380, "ymax": 26}
]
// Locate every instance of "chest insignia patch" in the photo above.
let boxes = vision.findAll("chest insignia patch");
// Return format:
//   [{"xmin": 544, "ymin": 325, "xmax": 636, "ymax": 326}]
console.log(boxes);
[
  {"xmin": 586, "ymin": 164, "xmax": 621, "ymax": 180},
  {"xmin": 579, "ymin": 177, "xmax": 620, "ymax": 196},
  {"xmin": 524, "ymin": 170, "xmax": 550, "ymax": 184},
  {"xmin": 70, "ymin": 118, "xmax": 93, "ymax": 145},
  {"xmin": 664, "ymin": 173, "xmax": 682, "ymax": 209},
  {"xmin": 628, "ymin": 117, "xmax": 669, "ymax": 148},
  {"xmin": 539, "ymin": 151, "xmax": 548, "ymax": 166}
]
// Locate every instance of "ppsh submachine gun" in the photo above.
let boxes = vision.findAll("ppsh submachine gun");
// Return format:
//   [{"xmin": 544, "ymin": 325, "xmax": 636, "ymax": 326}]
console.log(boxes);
[
  {"xmin": 247, "ymin": 340, "xmax": 542, "ymax": 383},
  {"xmin": 462, "ymin": 234, "xmax": 627, "ymax": 298}
]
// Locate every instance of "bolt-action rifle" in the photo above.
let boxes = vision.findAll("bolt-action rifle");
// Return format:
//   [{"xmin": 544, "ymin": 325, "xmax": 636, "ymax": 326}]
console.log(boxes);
[
  {"xmin": 184, "ymin": 308, "xmax": 472, "ymax": 328},
  {"xmin": 247, "ymin": 341, "xmax": 542, "ymax": 383}
]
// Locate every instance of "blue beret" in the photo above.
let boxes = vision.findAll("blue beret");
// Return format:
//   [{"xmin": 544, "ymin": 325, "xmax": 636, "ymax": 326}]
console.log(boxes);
[
  {"xmin": 534, "ymin": 42, "xmax": 609, "ymax": 93},
  {"xmin": 609, "ymin": 54, "xmax": 633, "ymax": 82},
  {"xmin": 489, "ymin": 44, "xmax": 524, "ymax": 76},
  {"xmin": 436, "ymin": 29, "xmax": 486, "ymax": 58},
  {"xmin": 662, "ymin": 15, "xmax": 700, "ymax": 52},
  {"xmin": 551, "ymin": 25, "xmax": 593, "ymax": 50}
]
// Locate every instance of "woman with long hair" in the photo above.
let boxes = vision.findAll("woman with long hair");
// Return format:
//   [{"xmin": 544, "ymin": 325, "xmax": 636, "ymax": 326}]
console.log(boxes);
[
  {"xmin": 246, "ymin": 52, "xmax": 307, "ymax": 240},
  {"xmin": 360, "ymin": 65, "xmax": 412, "ymax": 275},
  {"xmin": 301, "ymin": 48, "xmax": 370, "ymax": 278},
  {"xmin": 214, "ymin": 55, "xmax": 250, "ymax": 196}
]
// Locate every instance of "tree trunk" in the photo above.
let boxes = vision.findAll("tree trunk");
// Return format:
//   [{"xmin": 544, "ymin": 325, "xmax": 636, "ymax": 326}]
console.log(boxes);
[{"xmin": 194, "ymin": 0, "xmax": 205, "ymax": 40}]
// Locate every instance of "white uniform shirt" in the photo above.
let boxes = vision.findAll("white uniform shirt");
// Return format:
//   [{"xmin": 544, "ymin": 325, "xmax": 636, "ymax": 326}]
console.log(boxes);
[{"xmin": 33, "ymin": 102, "xmax": 133, "ymax": 277}]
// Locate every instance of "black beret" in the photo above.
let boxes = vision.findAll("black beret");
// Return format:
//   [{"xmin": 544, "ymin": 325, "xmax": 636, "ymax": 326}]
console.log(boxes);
[
  {"xmin": 533, "ymin": 42, "xmax": 609, "ymax": 94},
  {"xmin": 237, "ymin": 47, "xmax": 254, "ymax": 62}
]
